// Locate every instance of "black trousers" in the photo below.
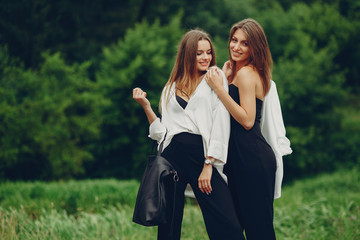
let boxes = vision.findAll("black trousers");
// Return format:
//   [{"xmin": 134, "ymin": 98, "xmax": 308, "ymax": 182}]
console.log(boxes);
[
  {"xmin": 158, "ymin": 133, "xmax": 244, "ymax": 240},
  {"xmin": 225, "ymin": 132, "xmax": 277, "ymax": 240}
]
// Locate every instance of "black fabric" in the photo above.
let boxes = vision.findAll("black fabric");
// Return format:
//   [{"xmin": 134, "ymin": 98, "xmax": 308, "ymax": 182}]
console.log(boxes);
[
  {"xmin": 224, "ymin": 84, "xmax": 277, "ymax": 240},
  {"xmin": 176, "ymin": 95, "xmax": 188, "ymax": 109},
  {"xmin": 133, "ymin": 134, "xmax": 179, "ymax": 227},
  {"xmin": 158, "ymin": 132, "xmax": 245, "ymax": 240}
]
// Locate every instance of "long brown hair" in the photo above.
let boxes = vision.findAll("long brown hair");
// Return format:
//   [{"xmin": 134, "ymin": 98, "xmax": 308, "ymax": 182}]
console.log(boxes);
[
  {"xmin": 228, "ymin": 18, "xmax": 273, "ymax": 95},
  {"xmin": 161, "ymin": 29, "xmax": 216, "ymax": 109}
]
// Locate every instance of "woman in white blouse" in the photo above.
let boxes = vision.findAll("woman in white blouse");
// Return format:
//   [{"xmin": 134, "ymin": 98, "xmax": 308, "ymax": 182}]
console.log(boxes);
[{"xmin": 133, "ymin": 29, "xmax": 245, "ymax": 240}]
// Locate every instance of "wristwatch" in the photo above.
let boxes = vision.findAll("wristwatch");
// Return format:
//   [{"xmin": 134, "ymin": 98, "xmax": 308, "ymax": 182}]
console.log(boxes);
[{"xmin": 204, "ymin": 159, "xmax": 214, "ymax": 166}]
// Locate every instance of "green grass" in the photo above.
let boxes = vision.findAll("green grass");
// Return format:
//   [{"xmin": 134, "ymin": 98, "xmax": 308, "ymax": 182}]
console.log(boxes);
[
  {"xmin": 0, "ymin": 179, "xmax": 138, "ymax": 217},
  {"xmin": 0, "ymin": 168, "xmax": 359, "ymax": 239},
  {"xmin": 274, "ymin": 168, "xmax": 360, "ymax": 239}
]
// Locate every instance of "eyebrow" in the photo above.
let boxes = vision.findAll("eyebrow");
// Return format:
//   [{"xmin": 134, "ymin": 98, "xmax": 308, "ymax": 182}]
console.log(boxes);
[{"xmin": 233, "ymin": 35, "xmax": 246, "ymax": 40}]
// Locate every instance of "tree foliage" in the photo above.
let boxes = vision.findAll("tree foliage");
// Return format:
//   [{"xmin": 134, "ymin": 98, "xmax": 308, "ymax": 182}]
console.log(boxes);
[
  {"xmin": 260, "ymin": 2, "xmax": 357, "ymax": 180},
  {"xmin": 0, "ymin": 47, "xmax": 106, "ymax": 180},
  {"xmin": 0, "ymin": 0, "xmax": 359, "ymax": 181},
  {"xmin": 86, "ymin": 15, "xmax": 183, "ymax": 178},
  {"xmin": 0, "ymin": 0, "xmax": 142, "ymax": 68}
]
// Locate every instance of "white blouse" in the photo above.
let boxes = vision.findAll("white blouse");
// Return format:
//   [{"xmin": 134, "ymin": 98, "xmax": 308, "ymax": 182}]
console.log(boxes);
[
  {"xmin": 149, "ymin": 70, "xmax": 230, "ymax": 181},
  {"xmin": 261, "ymin": 80, "xmax": 292, "ymax": 199}
]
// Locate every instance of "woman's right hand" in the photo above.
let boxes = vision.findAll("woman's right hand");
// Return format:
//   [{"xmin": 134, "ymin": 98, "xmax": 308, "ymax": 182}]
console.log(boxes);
[
  {"xmin": 222, "ymin": 60, "xmax": 233, "ymax": 79},
  {"xmin": 198, "ymin": 164, "xmax": 213, "ymax": 195},
  {"xmin": 133, "ymin": 87, "xmax": 158, "ymax": 124},
  {"xmin": 133, "ymin": 87, "xmax": 151, "ymax": 108}
]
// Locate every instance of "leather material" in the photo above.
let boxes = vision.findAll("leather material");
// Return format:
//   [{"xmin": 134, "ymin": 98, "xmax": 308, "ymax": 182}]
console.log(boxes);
[{"xmin": 133, "ymin": 132, "xmax": 178, "ymax": 227}]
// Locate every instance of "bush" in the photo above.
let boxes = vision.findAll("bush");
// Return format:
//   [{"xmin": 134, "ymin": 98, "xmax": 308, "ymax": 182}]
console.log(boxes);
[
  {"xmin": 259, "ymin": 2, "xmax": 358, "ymax": 180},
  {"xmin": 0, "ymin": 45, "xmax": 107, "ymax": 180},
  {"xmin": 88, "ymin": 14, "xmax": 184, "ymax": 179}
]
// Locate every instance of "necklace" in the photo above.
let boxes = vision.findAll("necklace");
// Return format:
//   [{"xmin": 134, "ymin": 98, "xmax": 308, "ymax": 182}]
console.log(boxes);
[{"xmin": 176, "ymin": 87, "xmax": 190, "ymax": 99}]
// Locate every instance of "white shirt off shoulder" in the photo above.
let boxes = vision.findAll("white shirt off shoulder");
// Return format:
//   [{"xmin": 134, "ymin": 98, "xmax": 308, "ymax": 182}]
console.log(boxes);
[{"xmin": 261, "ymin": 80, "xmax": 292, "ymax": 199}]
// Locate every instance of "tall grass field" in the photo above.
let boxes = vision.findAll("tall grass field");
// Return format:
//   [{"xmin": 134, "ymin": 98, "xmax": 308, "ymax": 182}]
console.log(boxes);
[{"xmin": 0, "ymin": 168, "xmax": 359, "ymax": 239}]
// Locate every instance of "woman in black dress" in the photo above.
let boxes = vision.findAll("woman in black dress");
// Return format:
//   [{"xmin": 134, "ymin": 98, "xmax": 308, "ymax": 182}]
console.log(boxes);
[{"xmin": 205, "ymin": 18, "xmax": 277, "ymax": 240}]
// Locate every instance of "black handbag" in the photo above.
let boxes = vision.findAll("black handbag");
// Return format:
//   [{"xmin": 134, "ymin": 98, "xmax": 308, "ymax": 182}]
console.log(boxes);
[{"xmin": 133, "ymin": 133, "xmax": 179, "ymax": 226}]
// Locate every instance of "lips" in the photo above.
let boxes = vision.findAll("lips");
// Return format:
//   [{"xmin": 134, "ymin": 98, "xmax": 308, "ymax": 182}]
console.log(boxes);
[
  {"xmin": 199, "ymin": 62, "xmax": 209, "ymax": 66},
  {"xmin": 232, "ymin": 51, "xmax": 242, "ymax": 57}
]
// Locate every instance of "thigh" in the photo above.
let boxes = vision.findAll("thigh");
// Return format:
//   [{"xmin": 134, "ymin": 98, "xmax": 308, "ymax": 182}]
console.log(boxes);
[
  {"xmin": 158, "ymin": 141, "xmax": 190, "ymax": 240},
  {"xmin": 190, "ymin": 168, "xmax": 245, "ymax": 240},
  {"xmin": 228, "ymin": 158, "xmax": 276, "ymax": 240},
  {"xmin": 157, "ymin": 177, "xmax": 187, "ymax": 240}
]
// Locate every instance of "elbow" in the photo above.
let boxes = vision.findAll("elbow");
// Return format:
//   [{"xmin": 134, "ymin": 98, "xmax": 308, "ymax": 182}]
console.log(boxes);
[
  {"xmin": 234, "ymin": 114, "xmax": 255, "ymax": 130},
  {"xmin": 242, "ymin": 120, "xmax": 254, "ymax": 131}
]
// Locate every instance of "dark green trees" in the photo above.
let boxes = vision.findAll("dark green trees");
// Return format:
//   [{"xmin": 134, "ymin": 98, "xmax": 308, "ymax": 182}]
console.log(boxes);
[
  {"xmin": 89, "ymin": 17, "xmax": 183, "ymax": 178},
  {"xmin": 0, "ymin": 48, "xmax": 106, "ymax": 180},
  {"xmin": 0, "ymin": 0, "xmax": 359, "ymax": 181}
]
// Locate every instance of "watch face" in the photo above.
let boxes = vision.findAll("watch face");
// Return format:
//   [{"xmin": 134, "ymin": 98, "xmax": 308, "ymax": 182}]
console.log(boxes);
[{"xmin": 205, "ymin": 159, "xmax": 212, "ymax": 165}]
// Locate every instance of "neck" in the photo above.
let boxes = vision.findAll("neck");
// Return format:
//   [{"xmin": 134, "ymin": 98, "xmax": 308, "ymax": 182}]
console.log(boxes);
[
  {"xmin": 235, "ymin": 60, "xmax": 250, "ymax": 72},
  {"xmin": 197, "ymin": 70, "xmax": 207, "ymax": 81}
]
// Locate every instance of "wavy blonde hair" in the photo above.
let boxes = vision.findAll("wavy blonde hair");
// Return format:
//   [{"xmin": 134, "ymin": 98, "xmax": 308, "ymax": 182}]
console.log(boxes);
[{"xmin": 228, "ymin": 18, "xmax": 273, "ymax": 95}]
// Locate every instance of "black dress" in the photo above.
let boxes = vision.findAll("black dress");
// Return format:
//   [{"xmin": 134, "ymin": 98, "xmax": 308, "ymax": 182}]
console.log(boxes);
[{"xmin": 224, "ymin": 84, "xmax": 277, "ymax": 240}]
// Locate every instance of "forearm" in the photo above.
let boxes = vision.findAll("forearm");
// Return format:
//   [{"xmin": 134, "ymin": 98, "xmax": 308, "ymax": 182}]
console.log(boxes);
[{"xmin": 142, "ymin": 105, "xmax": 157, "ymax": 125}]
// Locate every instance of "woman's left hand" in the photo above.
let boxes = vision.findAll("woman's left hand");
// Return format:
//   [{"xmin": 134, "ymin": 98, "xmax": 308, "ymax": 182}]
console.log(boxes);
[
  {"xmin": 198, "ymin": 164, "xmax": 213, "ymax": 195},
  {"xmin": 205, "ymin": 68, "xmax": 224, "ymax": 92}
]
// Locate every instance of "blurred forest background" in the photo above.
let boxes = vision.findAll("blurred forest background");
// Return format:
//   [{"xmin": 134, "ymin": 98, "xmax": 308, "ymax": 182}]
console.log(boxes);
[{"xmin": 0, "ymin": 0, "xmax": 359, "ymax": 183}]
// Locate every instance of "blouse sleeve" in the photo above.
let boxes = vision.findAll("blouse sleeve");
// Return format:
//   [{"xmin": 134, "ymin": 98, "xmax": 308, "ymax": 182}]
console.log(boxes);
[
  {"xmin": 207, "ymin": 70, "xmax": 231, "ymax": 165},
  {"xmin": 261, "ymin": 80, "xmax": 292, "ymax": 199},
  {"xmin": 148, "ymin": 88, "xmax": 167, "ymax": 143},
  {"xmin": 261, "ymin": 80, "xmax": 292, "ymax": 157},
  {"xmin": 149, "ymin": 118, "xmax": 166, "ymax": 143}
]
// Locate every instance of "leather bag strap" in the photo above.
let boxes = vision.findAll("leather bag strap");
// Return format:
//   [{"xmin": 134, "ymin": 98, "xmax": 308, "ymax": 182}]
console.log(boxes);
[
  {"xmin": 156, "ymin": 130, "xmax": 179, "ymax": 236},
  {"xmin": 157, "ymin": 131, "xmax": 167, "ymax": 154}
]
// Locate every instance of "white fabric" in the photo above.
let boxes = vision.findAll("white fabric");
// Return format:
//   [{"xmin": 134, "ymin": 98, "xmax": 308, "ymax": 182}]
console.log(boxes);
[
  {"xmin": 185, "ymin": 80, "xmax": 292, "ymax": 199},
  {"xmin": 149, "ymin": 70, "xmax": 230, "ymax": 182},
  {"xmin": 261, "ymin": 80, "xmax": 292, "ymax": 199}
]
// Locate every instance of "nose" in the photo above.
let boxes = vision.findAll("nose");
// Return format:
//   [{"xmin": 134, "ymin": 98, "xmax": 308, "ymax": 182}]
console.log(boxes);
[
  {"xmin": 233, "ymin": 42, "xmax": 240, "ymax": 51},
  {"xmin": 201, "ymin": 53, "xmax": 210, "ymax": 61}
]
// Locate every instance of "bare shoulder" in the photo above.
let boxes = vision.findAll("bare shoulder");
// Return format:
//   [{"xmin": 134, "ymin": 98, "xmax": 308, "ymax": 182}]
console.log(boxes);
[{"xmin": 233, "ymin": 66, "xmax": 258, "ymax": 88}]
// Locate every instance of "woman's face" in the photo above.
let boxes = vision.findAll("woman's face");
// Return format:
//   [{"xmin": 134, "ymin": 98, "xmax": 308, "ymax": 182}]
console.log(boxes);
[
  {"xmin": 229, "ymin": 29, "xmax": 250, "ymax": 63},
  {"xmin": 196, "ymin": 40, "xmax": 212, "ymax": 72}
]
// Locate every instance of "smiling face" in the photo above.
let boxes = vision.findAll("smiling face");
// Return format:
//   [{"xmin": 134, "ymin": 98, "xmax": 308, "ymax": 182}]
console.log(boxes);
[
  {"xmin": 229, "ymin": 29, "xmax": 250, "ymax": 65},
  {"xmin": 196, "ymin": 40, "xmax": 213, "ymax": 73}
]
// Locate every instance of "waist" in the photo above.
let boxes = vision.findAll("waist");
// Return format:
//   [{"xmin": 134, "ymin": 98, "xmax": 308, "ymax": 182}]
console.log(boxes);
[{"xmin": 172, "ymin": 132, "xmax": 203, "ymax": 146}]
